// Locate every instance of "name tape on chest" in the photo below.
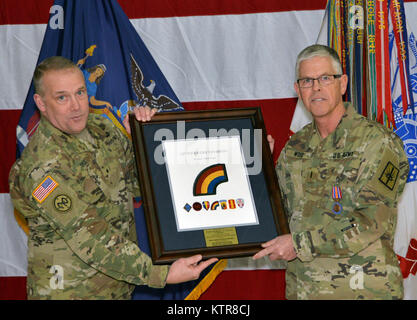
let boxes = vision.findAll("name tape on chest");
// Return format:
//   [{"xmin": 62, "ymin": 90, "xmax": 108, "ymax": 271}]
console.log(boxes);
[{"xmin": 292, "ymin": 151, "xmax": 355, "ymax": 159}]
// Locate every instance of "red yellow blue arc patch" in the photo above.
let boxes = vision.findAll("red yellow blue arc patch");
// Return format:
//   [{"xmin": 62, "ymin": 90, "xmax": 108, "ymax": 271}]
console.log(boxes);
[{"xmin": 32, "ymin": 176, "xmax": 59, "ymax": 203}]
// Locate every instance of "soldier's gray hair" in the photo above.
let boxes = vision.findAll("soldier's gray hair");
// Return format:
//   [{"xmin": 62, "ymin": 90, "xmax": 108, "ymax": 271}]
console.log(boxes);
[
  {"xmin": 33, "ymin": 56, "xmax": 79, "ymax": 95},
  {"xmin": 295, "ymin": 44, "xmax": 343, "ymax": 80}
]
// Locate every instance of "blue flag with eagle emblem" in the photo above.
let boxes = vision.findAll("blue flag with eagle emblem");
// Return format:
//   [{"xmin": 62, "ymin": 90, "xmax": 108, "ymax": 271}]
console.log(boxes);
[
  {"xmin": 17, "ymin": 0, "xmax": 183, "ymax": 157},
  {"xmin": 15, "ymin": 0, "xmax": 221, "ymax": 300}
]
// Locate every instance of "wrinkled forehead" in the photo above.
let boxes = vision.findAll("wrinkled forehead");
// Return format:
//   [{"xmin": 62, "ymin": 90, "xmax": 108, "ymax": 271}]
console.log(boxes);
[
  {"xmin": 297, "ymin": 56, "xmax": 338, "ymax": 78},
  {"xmin": 41, "ymin": 67, "xmax": 85, "ymax": 92}
]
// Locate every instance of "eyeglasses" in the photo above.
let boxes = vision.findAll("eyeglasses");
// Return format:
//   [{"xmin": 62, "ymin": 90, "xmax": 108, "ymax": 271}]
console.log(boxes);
[{"xmin": 297, "ymin": 74, "xmax": 342, "ymax": 88}]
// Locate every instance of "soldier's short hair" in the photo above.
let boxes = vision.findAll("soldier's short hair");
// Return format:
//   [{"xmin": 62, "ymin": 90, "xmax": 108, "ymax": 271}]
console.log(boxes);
[
  {"xmin": 295, "ymin": 44, "xmax": 343, "ymax": 80},
  {"xmin": 33, "ymin": 56, "xmax": 79, "ymax": 95}
]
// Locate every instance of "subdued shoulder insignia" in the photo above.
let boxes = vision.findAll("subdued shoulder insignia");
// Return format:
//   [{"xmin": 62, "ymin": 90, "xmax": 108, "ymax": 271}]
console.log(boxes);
[
  {"xmin": 369, "ymin": 148, "xmax": 401, "ymax": 201},
  {"xmin": 53, "ymin": 194, "xmax": 72, "ymax": 213},
  {"xmin": 32, "ymin": 176, "xmax": 59, "ymax": 203},
  {"xmin": 378, "ymin": 161, "xmax": 399, "ymax": 190}
]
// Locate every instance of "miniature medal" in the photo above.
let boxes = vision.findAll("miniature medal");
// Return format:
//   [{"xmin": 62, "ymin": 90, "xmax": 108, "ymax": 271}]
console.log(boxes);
[{"xmin": 331, "ymin": 185, "xmax": 343, "ymax": 214}]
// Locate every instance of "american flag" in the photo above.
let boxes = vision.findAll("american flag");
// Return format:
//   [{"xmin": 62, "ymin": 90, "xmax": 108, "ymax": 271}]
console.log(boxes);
[{"xmin": 32, "ymin": 176, "xmax": 58, "ymax": 203}]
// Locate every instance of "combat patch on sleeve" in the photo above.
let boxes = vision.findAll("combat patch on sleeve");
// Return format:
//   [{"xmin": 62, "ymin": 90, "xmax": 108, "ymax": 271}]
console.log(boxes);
[{"xmin": 369, "ymin": 148, "xmax": 400, "ymax": 201}]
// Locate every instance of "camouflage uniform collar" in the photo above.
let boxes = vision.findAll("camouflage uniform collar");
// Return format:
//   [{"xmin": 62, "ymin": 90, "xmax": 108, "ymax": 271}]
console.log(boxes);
[
  {"xmin": 309, "ymin": 102, "xmax": 356, "ymax": 150},
  {"xmin": 39, "ymin": 115, "xmax": 71, "ymax": 142},
  {"xmin": 85, "ymin": 114, "xmax": 110, "ymax": 140},
  {"xmin": 38, "ymin": 114, "xmax": 100, "ymax": 151}
]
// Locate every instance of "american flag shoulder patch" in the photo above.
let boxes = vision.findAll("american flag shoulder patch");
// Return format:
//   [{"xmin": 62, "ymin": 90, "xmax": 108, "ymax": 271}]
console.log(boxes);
[{"xmin": 32, "ymin": 176, "xmax": 59, "ymax": 203}]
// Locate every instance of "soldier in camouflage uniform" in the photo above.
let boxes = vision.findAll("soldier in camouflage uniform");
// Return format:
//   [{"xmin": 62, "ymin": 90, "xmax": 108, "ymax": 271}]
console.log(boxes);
[
  {"xmin": 254, "ymin": 45, "xmax": 409, "ymax": 299},
  {"xmin": 9, "ymin": 56, "xmax": 216, "ymax": 299}
]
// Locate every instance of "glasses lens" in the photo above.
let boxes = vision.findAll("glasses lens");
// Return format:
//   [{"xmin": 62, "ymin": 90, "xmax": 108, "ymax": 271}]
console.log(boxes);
[
  {"xmin": 299, "ymin": 75, "xmax": 340, "ymax": 88},
  {"xmin": 319, "ymin": 75, "xmax": 333, "ymax": 85},
  {"xmin": 299, "ymin": 79, "xmax": 311, "ymax": 88}
]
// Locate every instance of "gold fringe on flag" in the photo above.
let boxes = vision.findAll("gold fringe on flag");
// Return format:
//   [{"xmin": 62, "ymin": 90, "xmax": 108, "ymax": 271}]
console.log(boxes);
[{"xmin": 185, "ymin": 259, "xmax": 228, "ymax": 300}]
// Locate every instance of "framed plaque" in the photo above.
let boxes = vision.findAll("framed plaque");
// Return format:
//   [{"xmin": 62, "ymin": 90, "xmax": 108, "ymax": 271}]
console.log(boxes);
[{"xmin": 129, "ymin": 107, "xmax": 289, "ymax": 264}]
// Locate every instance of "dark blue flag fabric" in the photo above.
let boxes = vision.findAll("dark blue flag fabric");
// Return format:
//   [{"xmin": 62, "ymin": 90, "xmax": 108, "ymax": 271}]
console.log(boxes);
[
  {"xmin": 15, "ymin": 0, "xmax": 222, "ymax": 300},
  {"xmin": 17, "ymin": 0, "xmax": 183, "ymax": 157}
]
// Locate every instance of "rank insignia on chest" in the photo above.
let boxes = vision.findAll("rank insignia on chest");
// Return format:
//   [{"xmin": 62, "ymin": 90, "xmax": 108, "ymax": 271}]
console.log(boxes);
[{"xmin": 331, "ymin": 185, "xmax": 343, "ymax": 215}]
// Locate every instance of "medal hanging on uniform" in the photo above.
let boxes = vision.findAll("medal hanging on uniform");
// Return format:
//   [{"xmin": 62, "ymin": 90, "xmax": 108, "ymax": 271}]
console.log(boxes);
[{"xmin": 331, "ymin": 185, "xmax": 343, "ymax": 215}]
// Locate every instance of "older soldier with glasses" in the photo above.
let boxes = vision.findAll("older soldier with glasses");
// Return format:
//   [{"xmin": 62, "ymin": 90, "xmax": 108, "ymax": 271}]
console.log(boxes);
[{"xmin": 254, "ymin": 44, "xmax": 409, "ymax": 299}]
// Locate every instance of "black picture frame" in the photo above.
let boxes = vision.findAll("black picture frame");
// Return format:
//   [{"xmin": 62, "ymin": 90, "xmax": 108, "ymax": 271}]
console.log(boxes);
[{"xmin": 129, "ymin": 107, "xmax": 289, "ymax": 264}]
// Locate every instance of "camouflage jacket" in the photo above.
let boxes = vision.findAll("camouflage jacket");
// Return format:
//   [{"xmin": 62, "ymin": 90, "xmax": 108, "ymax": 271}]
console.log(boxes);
[
  {"xmin": 276, "ymin": 103, "xmax": 409, "ymax": 299},
  {"xmin": 9, "ymin": 114, "xmax": 168, "ymax": 300}
]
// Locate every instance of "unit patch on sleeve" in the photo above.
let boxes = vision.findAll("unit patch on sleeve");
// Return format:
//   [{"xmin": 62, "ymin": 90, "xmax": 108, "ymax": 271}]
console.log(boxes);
[
  {"xmin": 378, "ymin": 161, "xmax": 399, "ymax": 190},
  {"xmin": 369, "ymin": 148, "xmax": 401, "ymax": 201},
  {"xmin": 54, "ymin": 194, "xmax": 72, "ymax": 213}
]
